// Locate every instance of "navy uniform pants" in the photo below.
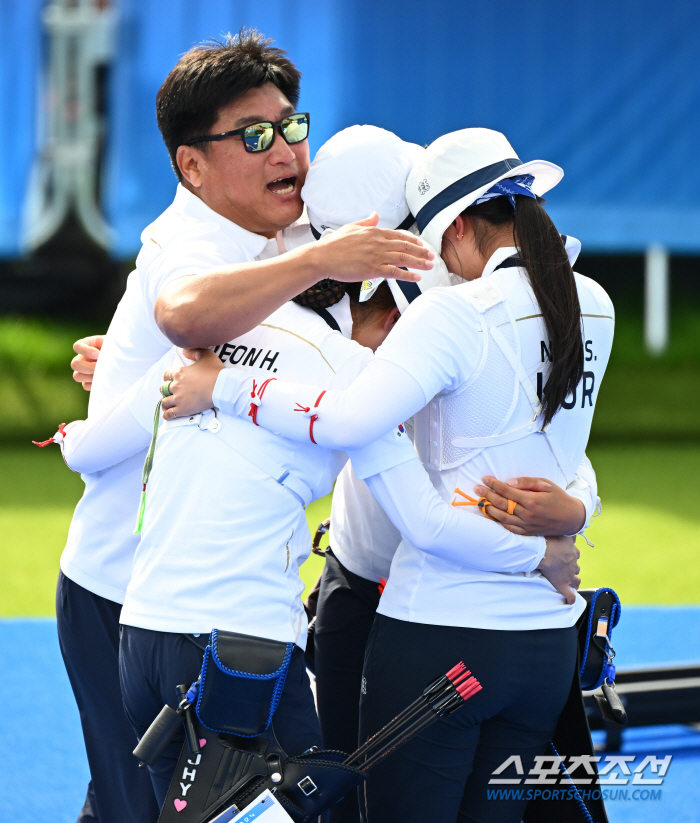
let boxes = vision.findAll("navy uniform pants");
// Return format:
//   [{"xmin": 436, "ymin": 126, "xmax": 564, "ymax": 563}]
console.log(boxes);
[
  {"xmin": 314, "ymin": 549, "xmax": 382, "ymax": 823},
  {"xmin": 359, "ymin": 614, "xmax": 578, "ymax": 823},
  {"xmin": 56, "ymin": 572, "xmax": 160, "ymax": 823},
  {"xmin": 119, "ymin": 625, "xmax": 322, "ymax": 808}
]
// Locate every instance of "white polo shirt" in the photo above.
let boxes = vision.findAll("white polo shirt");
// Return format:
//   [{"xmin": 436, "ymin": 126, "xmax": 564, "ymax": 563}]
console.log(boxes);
[
  {"xmin": 374, "ymin": 247, "xmax": 614, "ymax": 630},
  {"xmin": 59, "ymin": 185, "xmax": 286, "ymax": 603}
]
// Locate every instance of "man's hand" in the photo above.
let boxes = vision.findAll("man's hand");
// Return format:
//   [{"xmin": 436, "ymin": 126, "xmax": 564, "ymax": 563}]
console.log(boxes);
[
  {"xmin": 474, "ymin": 476, "xmax": 586, "ymax": 536},
  {"xmin": 537, "ymin": 536, "xmax": 581, "ymax": 605},
  {"xmin": 161, "ymin": 349, "xmax": 225, "ymax": 419},
  {"xmin": 312, "ymin": 213, "xmax": 435, "ymax": 283},
  {"xmin": 155, "ymin": 213, "xmax": 436, "ymax": 349},
  {"xmin": 71, "ymin": 334, "xmax": 105, "ymax": 391}
]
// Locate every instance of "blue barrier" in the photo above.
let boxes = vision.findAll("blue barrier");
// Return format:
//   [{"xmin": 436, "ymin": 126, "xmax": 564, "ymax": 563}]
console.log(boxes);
[
  {"xmin": 2, "ymin": 1, "xmax": 700, "ymax": 257},
  {"xmin": 0, "ymin": 1, "xmax": 44, "ymax": 258}
]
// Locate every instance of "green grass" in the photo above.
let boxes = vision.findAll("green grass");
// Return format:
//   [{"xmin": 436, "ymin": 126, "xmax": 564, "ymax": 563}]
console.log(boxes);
[
  {"xmin": 578, "ymin": 444, "xmax": 700, "ymax": 604},
  {"xmin": 0, "ymin": 310, "xmax": 698, "ymax": 613},
  {"xmin": 591, "ymin": 309, "xmax": 700, "ymax": 441},
  {"xmin": 0, "ymin": 317, "xmax": 91, "ymax": 445},
  {"xmin": 1, "ymin": 310, "xmax": 699, "ymax": 445},
  {"xmin": 0, "ymin": 445, "xmax": 332, "ymax": 616},
  {"xmin": 1, "ymin": 443, "xmax": 698, "ymax": 617}
]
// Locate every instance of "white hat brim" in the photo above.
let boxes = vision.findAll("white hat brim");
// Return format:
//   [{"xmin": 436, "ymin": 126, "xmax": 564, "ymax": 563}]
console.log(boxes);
[
  {"xmin": 387, "ymin": 239, "xmax": 452, "ymax": 314},
  {"xmin": 420, "ymin": 159, "xmax": 563, "ymax": 254}
]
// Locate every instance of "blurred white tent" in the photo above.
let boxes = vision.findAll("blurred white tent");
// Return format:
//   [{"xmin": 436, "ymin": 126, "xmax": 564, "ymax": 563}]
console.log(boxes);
[{"xmin": 22, "ymin": 0, "xmax": 117, "ymax": 253}]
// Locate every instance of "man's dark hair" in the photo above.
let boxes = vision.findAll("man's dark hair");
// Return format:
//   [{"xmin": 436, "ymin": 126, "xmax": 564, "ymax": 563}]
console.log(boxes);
[{"xmin": 156, "ymin": 29, "xmax": 301, "ymax": 180}]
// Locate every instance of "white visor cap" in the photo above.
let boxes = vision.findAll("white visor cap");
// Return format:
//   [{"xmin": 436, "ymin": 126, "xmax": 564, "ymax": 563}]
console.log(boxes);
[
  {"xmin": 303, "ymin": 125, "xmax": 425, "ymax": 234},
  {"xmin": 407, "ymin": 128, "xmax": 564, "ymax": 254}
]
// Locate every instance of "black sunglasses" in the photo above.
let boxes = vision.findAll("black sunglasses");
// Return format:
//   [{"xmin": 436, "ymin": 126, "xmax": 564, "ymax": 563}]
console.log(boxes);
[{"xmin": 186, "ymin": 112, "xmax": 310, "ymax": 153}]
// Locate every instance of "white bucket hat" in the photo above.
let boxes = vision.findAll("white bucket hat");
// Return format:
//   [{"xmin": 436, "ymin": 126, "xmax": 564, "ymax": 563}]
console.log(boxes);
[
  {"xmin": 406, "ymin": 128, "xmax": 564, "ymax": 254},
  {"xmin": 303, "ymin": 125, "xmax": 424, "ymax": 235},
  {"xmin": 302, "ymin": 124, "xmax": 452, "ymax": 313}
]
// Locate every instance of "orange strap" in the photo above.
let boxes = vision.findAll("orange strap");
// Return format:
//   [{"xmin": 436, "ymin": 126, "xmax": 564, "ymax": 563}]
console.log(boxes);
[{"xmin": 451, "ymin": 488, "xmax": 517, "ymax": 522}]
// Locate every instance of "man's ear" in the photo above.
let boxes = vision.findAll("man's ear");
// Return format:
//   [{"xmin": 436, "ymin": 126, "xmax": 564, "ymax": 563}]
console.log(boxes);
[
  {"xmin": 176, "ymin": 145, "xmax": 205, "ymax": 188},
  {"xmin": 383, "ymin": 306, "xmax": 401, "ymax": 332}
]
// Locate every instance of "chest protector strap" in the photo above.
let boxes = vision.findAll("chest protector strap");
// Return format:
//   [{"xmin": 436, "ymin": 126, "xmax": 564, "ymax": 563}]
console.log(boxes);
[
  {"xmin": 451, "ymin": 324, "xmax": 542, "ymax": 449},
  {"xmin": 164, "ymin": 411, "xmax": 314, "ymax": 506},
  {"xmin": 425, "ymin": 274, "xmax": 577, "ymax": 483},
  {"xmin": 452, "ymin": 320, "xmax": 576, "ymax": 482}
]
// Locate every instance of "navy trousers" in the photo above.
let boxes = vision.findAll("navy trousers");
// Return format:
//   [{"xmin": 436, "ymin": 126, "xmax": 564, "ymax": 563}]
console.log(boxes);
[
  {"xmin": 56, "ymin": 572, "xmax": 160, "ymax": 823},
  {"xmin": 314, "ymin": 549, "xmax": 381, "ymax": 823},
  {"xmin": 119, "ymin": 625, "xmax": 322, "ymax": 808},
  {"xmin": 359, "ymin": 614, "xmax": 578, "ymax": 823}
]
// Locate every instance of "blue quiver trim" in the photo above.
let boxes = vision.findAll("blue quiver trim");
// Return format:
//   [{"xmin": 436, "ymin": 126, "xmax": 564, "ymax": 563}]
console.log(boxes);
[
  {"xmin": 579, "ymin": 587, "xmax": 621, "ymax": 691},
  {"xmin": 196, "ymin": 629, "xmax": 294, "ymax": 737}
]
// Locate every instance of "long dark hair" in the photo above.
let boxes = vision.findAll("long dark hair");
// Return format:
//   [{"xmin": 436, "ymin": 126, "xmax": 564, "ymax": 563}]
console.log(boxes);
[{"xmin": 461, "ymin": 192, "xmax": 584, "ymax": 427}]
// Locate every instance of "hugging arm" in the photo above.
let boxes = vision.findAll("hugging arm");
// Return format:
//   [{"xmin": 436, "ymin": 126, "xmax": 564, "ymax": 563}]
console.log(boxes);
[
  {"xmin": 360, "ymin": 453, "xmax": 547, "ymax": 574},
  {"xmin": 208, "ymin": 356, "xmax": 426, "ymax": 449},
  {"xmin": 155, "ymin": 217, "xmax": 433, "ymax": 348},
  {"xmin": 71, "ymin": 334, "xmax": 105, "ymax": 390},
  {"xmin": 56, "ymin": 351, "xmax": 175, "ymax": 474},
  {"xmin": 347, "ymin": 435, "xmax": 578, "ymax": 603},
  {"xmin": 474, "ymin": 454, "xmax": 599, "ymax": 537}
]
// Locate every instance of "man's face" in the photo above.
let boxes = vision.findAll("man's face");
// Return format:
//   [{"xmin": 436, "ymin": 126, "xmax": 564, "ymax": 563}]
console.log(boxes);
[{"xmin": 179, "ymin": 83, "xmax": 309, "ymax": 237}]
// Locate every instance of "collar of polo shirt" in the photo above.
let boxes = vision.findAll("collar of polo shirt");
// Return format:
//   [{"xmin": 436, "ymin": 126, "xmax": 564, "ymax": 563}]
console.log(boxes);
[{"xmin": 173, "ymin": 184, "xmax": 270, "ymax": 258}]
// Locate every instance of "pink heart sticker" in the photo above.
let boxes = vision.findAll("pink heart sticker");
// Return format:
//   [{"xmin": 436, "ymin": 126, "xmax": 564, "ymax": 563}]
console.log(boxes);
[
  {"xmin": 174, "ymin": 799, "xmax": 187, "ymax": 812},
  {"xmin": 199, "ymin": 738, "xmax": 207, "ymax": 748}
]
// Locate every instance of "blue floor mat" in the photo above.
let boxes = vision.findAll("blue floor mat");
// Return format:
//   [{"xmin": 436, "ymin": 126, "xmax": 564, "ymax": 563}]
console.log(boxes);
[
  {"xmin": 2, "ymin": 606, "xmax": 699, "ymax": 823},
  {"xmin": 2, "ymin": 619, "xmax": 90, "ymax": 823}
]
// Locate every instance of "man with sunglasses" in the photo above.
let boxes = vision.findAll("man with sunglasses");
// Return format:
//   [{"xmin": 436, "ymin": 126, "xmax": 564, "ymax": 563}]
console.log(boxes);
[{"xmin": 53, "ymin": 30, "xmax": 433, "ymax": 823}]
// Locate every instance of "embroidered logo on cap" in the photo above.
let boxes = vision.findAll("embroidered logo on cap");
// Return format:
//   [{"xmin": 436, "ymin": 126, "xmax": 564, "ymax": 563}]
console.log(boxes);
[
  {"xmin": 418, "ymin": 179, "xmax": 430, "ymax": 195},
  {"xmin": 359, "ymin": 277, "xmax": 385, "ymax": 302}
]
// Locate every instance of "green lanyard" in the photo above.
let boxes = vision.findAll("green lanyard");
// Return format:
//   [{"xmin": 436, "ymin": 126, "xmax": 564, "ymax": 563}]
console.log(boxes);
[{"xmin": 134, "ymin": 398, "xmax": 163, "ymax": 535}]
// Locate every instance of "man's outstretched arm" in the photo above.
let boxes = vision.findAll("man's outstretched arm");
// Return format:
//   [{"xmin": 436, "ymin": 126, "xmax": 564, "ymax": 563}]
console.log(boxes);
[{"xmin": 154, "ymin": 215, "xmax": 434, "ymax": 348}]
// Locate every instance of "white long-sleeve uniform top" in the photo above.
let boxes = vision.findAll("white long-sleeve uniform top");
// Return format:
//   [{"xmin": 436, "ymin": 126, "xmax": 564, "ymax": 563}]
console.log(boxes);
[
  {"xmin": 59, "ymin": 297, "xmax": 547, "ymax": 644},
  {"xmin": 212, "ymin": 247, "xmax": 614, "ymax": 629},
  {"xmin": 120, "ymin": 303, "xmax": 381, "ymax": 644},
  {"xmin": 78, "ymin": 298, "xmax": 539, "ymax": 645}
]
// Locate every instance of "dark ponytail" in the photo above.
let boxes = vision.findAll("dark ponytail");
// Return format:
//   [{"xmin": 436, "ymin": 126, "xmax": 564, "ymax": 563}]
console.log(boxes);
[{"xmin": 462, "ymin": 192, "xmax": 584, "ymax": 428}]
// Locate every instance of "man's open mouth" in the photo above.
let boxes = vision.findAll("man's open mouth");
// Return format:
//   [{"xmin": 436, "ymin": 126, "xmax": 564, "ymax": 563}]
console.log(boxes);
[{"xmin": 267, "ymin": 176, "xmax": 296, "ymax": 196}]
